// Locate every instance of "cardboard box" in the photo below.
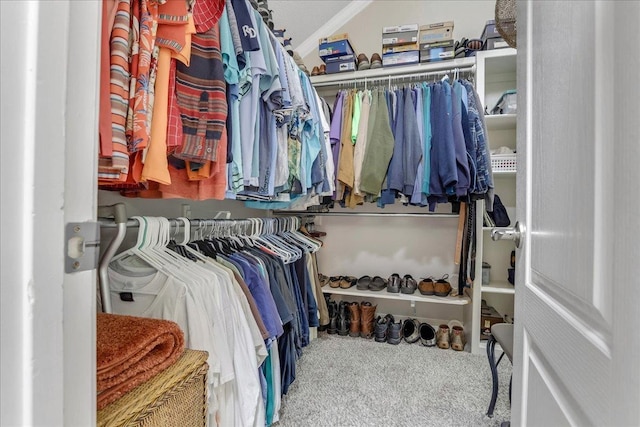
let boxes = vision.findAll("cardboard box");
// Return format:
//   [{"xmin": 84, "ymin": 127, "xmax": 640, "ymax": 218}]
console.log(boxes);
[
  {"xmin": 420, "ymin": 40, "xmax": 455, "ymax": 62},
  {"xmin": 481, "ymin": 19, "xmax": 501, "ymax": 40},
  {"xmin": 485, "ymin": 37, "xmax": 510, "ymax": 50},
  {"xmin": 382, "ymin": 24, "xmax": 419, "ymax": 34},
  {"xmin": 382, "ymin": 50, "xmax": 419, "ymax": 67},
  {"xmin": 382, "ymin": 43, "xmax": 420, "ymax": 55},
  {"xmin": 382, "ymin": 31, "xmax": 418, "ymax": 47},
  {"xmin": 318, "ymin": 32, "xmax": 351, "ymax": 44},
  {"xmin": 480, "ymin": 306, "xmax": 504, "ymax": 340},
  {"xmin": 324, "ymin": 54, "xmax": 356, "ymax": 74},
  {"xmin": 318, "ymin": 34, "xmax": 355, "ymax": 60},
  {"xmin": 419, "ymin": 21, "xmax": 454, "ymax": 44}
]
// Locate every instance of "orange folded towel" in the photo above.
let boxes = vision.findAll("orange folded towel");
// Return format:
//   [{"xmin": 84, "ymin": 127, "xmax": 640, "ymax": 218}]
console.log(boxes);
[{"xmin": 97, "ymin": 313, "xmax": 185, "ymax": 410}]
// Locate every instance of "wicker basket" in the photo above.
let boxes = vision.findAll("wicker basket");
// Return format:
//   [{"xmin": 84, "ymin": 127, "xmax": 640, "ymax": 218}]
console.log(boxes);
[
  {"xmin": 97, "ymin": 349, "xmax": 209, "ymax": 427},
  {"xmin": 491, "ymin": 154, "xmax": 517, "ymax": 173}
]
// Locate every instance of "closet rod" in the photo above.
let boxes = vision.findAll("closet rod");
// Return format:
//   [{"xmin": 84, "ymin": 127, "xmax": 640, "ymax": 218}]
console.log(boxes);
[
  {"xmin": 272, "ymin": 211, "xmax": 459, "ymax": 218},
  {"xmin": 311, "ymin": 63, "xmax": 476, "ymax": 88}
]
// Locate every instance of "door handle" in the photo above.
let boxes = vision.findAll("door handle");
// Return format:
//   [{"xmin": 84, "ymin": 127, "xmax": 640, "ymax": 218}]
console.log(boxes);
[{"xmin": 491, "ymin": 221, "xmax": 524, "ymax": 248}]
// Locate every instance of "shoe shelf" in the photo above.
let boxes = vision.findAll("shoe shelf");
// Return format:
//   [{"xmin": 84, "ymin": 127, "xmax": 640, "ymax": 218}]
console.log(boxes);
[
  {"xmin": 481, "ymin": 281, "xmax": 515, "ymax": 295},
  {"xmin": 322, "ymin": 285, "xmax": 470, "ymax": 306}
]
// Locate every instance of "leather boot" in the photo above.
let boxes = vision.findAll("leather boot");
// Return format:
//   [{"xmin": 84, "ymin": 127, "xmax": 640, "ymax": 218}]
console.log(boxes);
[
  {"xmin": 359, "ymin": 302, "xmax": 377, "ymax": 338},
  {"xmin": 347, "ymin": 302, "xmax": 361, "ymax": 337},
  {"xmin": 327, "ymin": 300, "xmax": 338, "ymax": 334},
  {"xmin": 337, "ymin": 301, "xmax": 350, "ymax": 336}
]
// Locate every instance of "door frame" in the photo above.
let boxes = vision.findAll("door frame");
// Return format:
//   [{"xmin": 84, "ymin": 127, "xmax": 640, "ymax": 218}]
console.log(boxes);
[{"xmin": 0, "ymin": 1, "xmax": 100, "ymax": 425}]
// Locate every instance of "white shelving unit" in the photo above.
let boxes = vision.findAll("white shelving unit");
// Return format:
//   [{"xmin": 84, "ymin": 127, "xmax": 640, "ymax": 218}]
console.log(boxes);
[
  {"xmin": 471, "ymin": 48, "xmax": 517, "ymax": 353},
  {"xmin": 309, "ymin": 57, "xmax": 487, "ymax": 352}
]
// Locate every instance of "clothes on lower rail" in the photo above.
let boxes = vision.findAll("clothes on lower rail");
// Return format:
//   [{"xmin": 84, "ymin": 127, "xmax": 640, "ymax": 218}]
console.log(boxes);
[{"xmin": 106, "ymin": 220, "xmax": 324, "ymax": 427}]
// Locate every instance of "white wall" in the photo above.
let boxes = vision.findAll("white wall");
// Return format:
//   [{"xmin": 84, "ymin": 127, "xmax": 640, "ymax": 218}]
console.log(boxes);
[{"xmin": 303, "ymin": 0, "xmax": 495, "ymax": 68}]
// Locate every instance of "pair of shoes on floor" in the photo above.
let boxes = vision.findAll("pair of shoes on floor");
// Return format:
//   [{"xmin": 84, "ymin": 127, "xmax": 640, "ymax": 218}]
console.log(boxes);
[
  {"xmin": 436, "ymin": 322, "xmax": 466, "ymax": 351},
  {"xmin": 355, "ymin": 275, "xmax": 387, "ymax": 291},
  {"xmin": 374, "ymin": 314, "xmax": 402, "ymax": 344},
  {"xmin": 327, "ymin": 300, "xmax": 377, "ymax": 338},
  {"xmin": 402, "ymin": 318, "xmax": 436, "ymax": 346},
  {"xmin": 311, "ymin": 64, "xmax": 326, "ymax": 76},
  {"xmin": 418, "ymin": 275, "xmax": 452, "ymax": 297}
]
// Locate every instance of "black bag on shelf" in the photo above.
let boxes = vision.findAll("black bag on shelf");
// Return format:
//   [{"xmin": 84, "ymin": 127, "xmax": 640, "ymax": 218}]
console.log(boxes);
[{"xmin": 488, "ymin": 195, "xmax": 510, "ymax": 227}]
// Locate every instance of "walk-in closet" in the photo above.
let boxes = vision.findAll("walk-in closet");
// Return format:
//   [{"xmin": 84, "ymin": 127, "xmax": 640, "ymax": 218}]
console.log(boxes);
[{"xmin": 3, "ymin": 1, "xmax": 640, "ymax": 427}]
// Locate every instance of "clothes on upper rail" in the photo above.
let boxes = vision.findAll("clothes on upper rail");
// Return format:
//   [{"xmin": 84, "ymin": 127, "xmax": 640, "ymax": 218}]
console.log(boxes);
[
  {"xmin": 99, "ymin": 0, "xmax": 336, "ymax": 207},
  {"xmin": 326, "ymin": 78, "xmax": 494, "ymax": 211},
  {"xmin": 106, "ymin": 219, "xmax": 323, "ymax": 426}
]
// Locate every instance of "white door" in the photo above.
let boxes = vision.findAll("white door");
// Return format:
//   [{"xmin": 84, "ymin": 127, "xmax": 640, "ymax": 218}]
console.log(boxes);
[
  {"xmin": 0, "ymin": 1, "xmax": 100, "ymax": 426},
  {"xmin": 511, "ymin": 1, "xmax": 640, "ymax": 426}
]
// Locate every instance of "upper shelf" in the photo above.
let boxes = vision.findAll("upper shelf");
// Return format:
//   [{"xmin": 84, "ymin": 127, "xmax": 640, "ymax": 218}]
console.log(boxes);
[
  {"xmin": 485, "ymin": 114, "xmax": 516, "ymax": 131},
  {"xmin": 309, "ymin": 57, "xmax": 477, "ymax": 87}
]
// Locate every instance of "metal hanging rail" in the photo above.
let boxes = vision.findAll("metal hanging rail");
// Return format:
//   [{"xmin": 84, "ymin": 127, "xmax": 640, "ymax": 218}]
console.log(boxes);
[
  {"xmin": 309, "ymin": 56, "xmax": 476, "ymax": 88},
  {"xmin": 272, "ymin": 211, "xmax": 459, "ymax": 218}
]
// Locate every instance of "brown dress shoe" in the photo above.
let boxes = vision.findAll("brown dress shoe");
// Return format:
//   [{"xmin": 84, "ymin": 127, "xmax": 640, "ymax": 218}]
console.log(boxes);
[
  {"xmin": 370, "ymin": 53, "xmax": 382, "ymax": 69},
  {"xmin": 347, "ymin": 302, "xmax": 361, "ymax": 337},
  {"xmin": 318, "ymin": 64, "xmax": 326, "ymax": 75},
  {"xmin": 357, "ymin": 53, "xmax": 370, "ymax": 70},
  {"xmin": 436, "ymin": 324, "xmax": 450, "ymax": 349},
  {"xmin": 418, "ymin": 277, "xmax": 435, "ymax": 295},
  {"xmin": 359, "ymin": 301, "xmax": 377, "ymax": 338},
  {"xmin": 311, "ymin": 66, "xmax": 320, "ymax": 76},
  {"xmin": 434, "ymin": 275, "xmax": 452, "ymax": 297}
]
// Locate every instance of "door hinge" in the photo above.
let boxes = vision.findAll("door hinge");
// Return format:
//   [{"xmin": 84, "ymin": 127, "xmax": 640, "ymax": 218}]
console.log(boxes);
[{"xmin": 65, "ymin": 222, "xmax": 100, "ymax": 273}]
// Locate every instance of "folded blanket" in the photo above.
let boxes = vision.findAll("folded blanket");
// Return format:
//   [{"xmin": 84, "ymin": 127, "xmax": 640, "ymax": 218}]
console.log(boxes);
[{"xmin": 97, "ymin": 313, "xmax": 185, "ymax": 410}]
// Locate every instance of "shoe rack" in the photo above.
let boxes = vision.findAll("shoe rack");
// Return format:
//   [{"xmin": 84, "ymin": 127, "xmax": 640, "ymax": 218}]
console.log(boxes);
[{"xmin": 471, "ymin": 48, "xmax": 518, "ymax": 354}]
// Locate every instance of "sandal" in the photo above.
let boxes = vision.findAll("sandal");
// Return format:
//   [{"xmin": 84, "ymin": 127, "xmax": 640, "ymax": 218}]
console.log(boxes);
[
  {"xmin": 328, "ymin": 276, "xmax": 342, "ymax": 288},
  {"xmin": 339, "ymin": 276, "xmax": 357, "ymax": 289},
  {"xmin": 369, "ymin": 276, "xmax": 387, "ymax": 291},
  {"xmin": 356, "ymin": 275, "xmax": 372, "ymax": 290}
]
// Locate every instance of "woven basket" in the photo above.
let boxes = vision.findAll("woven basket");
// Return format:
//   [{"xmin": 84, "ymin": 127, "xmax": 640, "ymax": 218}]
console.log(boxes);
[{"xmin": 98, "ymin": 349, "xmax": 209, "ymax": 427}]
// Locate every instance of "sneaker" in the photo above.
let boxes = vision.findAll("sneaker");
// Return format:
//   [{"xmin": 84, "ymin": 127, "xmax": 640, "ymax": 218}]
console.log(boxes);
[
  {"xmin": 402, "ymin": 318, "xmax": 420, "ymax": 344},
  {"xmin": 370, "ymin": 53, "xmax": 382, "ymax": 69},
  {"xmin": 356, "ymin": 53, "xmax": 370, "ymax": 71},
  {"xmin": 436, "ymin": 324, "xmax": 450, "ymax": 349},
  {"xmin": 418, "ymin": 277, "xmax": 435, "ymax": 295},
  {"xmin": 374, "ymin": 314, "xmax": 394, "ymax": 343},
  {"xmin": 450, "ymin": 325, "xmax": 466, "ymax": 351},
  {"xmin": 419, "ymin": 323, "xmax": 436, "ymax": 347},
  {"xmin": 400, "ymin": 274, "xmax": 417, "ymax": 294},
  {"xmin": 387, "ymin": 273, "xmax": 401, "ymax": 293},
  {"xmin": 386, "ymin": 320, "xmax": 403, "ymax": 345}
]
